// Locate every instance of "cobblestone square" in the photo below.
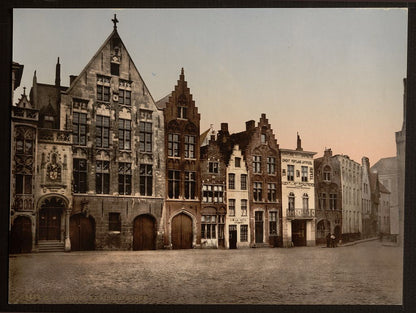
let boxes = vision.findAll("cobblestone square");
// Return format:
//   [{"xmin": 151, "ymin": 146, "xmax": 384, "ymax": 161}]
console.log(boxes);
[{"xmin": 8, "ymin": 240, "xmax": 402, "ymax": 304}]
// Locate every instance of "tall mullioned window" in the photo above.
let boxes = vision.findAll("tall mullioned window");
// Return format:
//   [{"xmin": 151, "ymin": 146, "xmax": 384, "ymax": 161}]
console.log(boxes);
[
  {"xmin": 201, "ymin": 215, "xmax": 216, "ymax": 239},
  {"xmin": 15, "ymin": 127, "xmax": 34, "ymax": 195},
  {"xmin": 302, "ymin": 193, "xmax": 309, "ymax": 210},
  {"xmin": 240, "ymin": 225, "xmax": 248, "ymax": 242},
  {"xmin": 73, "ymin": 158, "xmax": 87, "ymax": 193},
  {"xmin": 140, "ymin": 164, "xmax": 153, "ymax": 196},
  {"xmin": 184, "ymin": 135, "xmax": 196, "ymax": 158},
  {"xmin": 330, "ymin": 194, "xmax": 337, "ymax": 210},
  {"xmin": 267, "ymin": 157, "xmax": 276, "ymax": 174},
  {"xmin": 229, "ymin": 199, "xmax": 236, "ymax": 216},
  {"xmin": 269, "ymin": 212, "xmax": 277, "ymax": 235},
  {"xmin": 168, "ymin": 133, "xmax": 180, "ymax": 157},
  {"xmin": 241, "ymin": 174, "xmax": 247, "ymax": 190},
  {"xmin": 73, "ymin": 112, "xmax": 87, "ymax": 146},
  {"xmin": 118, "ymin": 119, "xmax": 131, "ymax": 150},
  {"xmin": 253, "ymin": 156, "xmax": 261, "ymax": 173},
  {"xmin": 253, "ymin": 182, "xmax": 262, "ymax": 201},
  {"xmin": 301, "ymin": 166, "xmax": 308, "ymax": 182},
  {"xmin": 185, "ymin": 171, "xmax": 196, "ymax": 199},
  {"xmin": 119, "ymin": 89, "xmax": 131, "ymax": 105},
  {"xmin": 139, "ymin": 122, "xmax": 152, "ymax": 152},
  {"xmin": 97, "ymin": 85, "xmax": 110, "ymax": 102},
  {"xmin": 96, "ymin": 115, "xmax": 110, "ymax": 148},
  {"xmin": 118, "ymin": 162, "xmax": 132, "ymax": 195},
  {"xmin": 96, "ymin": 160, "xmax": 109, "ymax": 194},
  {"xmin": 168, "ymin": 170, "xmax": 180, "ymax": 199},
  {"xmin": 241, "ymin": 199, "xmax": 248, "ymax": 216},
  {"xmin": 268, "ymin": 183, "xmax": 276, "ymax": 202},
  {"xmin": 287, "ymin": 165, "xmax": 294, "ymax": 181},
  {"xmin": 228, "ymin": 173, "xmax": 235, "ymax": 189}
]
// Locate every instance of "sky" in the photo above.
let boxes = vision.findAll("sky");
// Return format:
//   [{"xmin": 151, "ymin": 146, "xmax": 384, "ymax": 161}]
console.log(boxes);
[{"xmin": 13, "ymin": 8, "xmax": 408, "ymax": 165}]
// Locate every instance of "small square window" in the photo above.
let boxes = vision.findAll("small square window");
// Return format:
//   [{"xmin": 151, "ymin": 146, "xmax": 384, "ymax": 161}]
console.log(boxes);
[{"xmin": 109, "ymin": 212, "xmax": 121, "ymax": 232}]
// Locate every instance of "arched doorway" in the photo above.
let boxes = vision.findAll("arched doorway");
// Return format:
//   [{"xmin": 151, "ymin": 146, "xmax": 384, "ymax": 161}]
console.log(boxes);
[
  {"xmin": 171, "ymin": 213, "xmax": 193, "ymax": 249},
  {"xmin": 39, "ymin": 197, "xmax": 65, "ymax": 241},
  {"xmin": 10, "ymin": 216, "xmax": 32, "ymax": 253},
  {"xmin": 316, "ymin": 219, "xmax": 330, "ymax": 244},
  {"xmin": 70, "ymin": 214, "xmax": 95, "ymax": 251},
  {"xmin": 133, "ymin": 214, "xmax": 156, "ymax": 250}
]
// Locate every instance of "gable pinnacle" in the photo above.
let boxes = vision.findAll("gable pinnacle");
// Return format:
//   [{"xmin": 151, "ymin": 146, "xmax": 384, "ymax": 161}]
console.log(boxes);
[{"xmin": 112, "ymin": 14, "xmax": 119, "ymax": 30}]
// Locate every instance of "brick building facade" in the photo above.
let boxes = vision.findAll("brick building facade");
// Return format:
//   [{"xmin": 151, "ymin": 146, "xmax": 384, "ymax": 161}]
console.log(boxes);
[{"xmin": 156, "ymin": 69, "xmax": 201, "ymax": 249}]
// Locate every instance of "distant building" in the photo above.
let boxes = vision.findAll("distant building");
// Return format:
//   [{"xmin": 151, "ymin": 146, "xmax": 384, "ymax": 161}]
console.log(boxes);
[
  {"xmin": 200, "ymin": 134, "xmax": 227, "ymax": 248},
  {"xmin": 224, "ymin": 143, "xmax": 250, "ymax": 249},
  {"xmin": 335, "ymin": 154, "xmax": 362, "ymax": 242},
  {"xmin": 378, "ymin": 183, "xmax": 391, "ymax": 235},
  {"xmin": 371, "ymin": 157, "xmax": 399, "ymax": 238},
  {"xmin": 218, "ymin": 115, "xmax": 282, "ymax": 247},
  {"xmin": 314, "ymin": 149, "xmax": 342, "ymax": 244},
  {"xmin": 361, "ymin": 157, "xmax": 373, "ymax": 238},
  {"xmin": 280, "ymin": 134, "xmax": 316, "ymax": 247},
  {"xmin": 395, "ymin": 78, "xmax": 406, "ymax": 246}
]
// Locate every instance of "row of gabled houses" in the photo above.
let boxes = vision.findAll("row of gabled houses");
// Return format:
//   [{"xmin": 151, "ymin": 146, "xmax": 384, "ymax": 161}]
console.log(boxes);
[{"xmin": 9, "ymin": 17, "xmax": 400, "ymax": 253}]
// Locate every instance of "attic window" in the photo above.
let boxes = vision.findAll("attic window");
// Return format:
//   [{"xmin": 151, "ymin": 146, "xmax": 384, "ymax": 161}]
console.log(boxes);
[{"xmin": 111, "ymin": 63, "xmax": 119, "ymax": 76}]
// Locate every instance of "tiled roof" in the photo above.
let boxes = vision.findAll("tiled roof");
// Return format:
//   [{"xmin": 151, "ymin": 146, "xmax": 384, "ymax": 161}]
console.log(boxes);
[
  {"xmin": 155, "ymin": 94, "xmax": 170, "ymax": 110},
  {"xmin": 371, "ymin": 157, "xmax": 397, "ymax": 174}
]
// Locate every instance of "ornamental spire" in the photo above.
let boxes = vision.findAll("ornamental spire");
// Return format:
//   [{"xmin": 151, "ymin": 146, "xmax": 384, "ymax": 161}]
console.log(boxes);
[{"xmin": 112, "ymin": 14, "xmax": 119, "ymax": 30}]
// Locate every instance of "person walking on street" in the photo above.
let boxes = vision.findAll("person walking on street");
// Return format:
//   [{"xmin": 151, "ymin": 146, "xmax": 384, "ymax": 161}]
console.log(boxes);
[
  {"xmin": 330, "ymin": 233, "xmax": 336, "ymax": 248},
  {"xmin": 326, "ymin": 232, "xmax": 331, "ymax": 248}
]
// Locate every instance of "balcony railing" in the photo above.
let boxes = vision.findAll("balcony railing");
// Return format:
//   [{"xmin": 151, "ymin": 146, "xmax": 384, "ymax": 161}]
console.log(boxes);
[
  {"xmin": 39, "ymin": 129, "xmax": 71, "ymax": 143},
  {"xmin": 286, "ymin": 208, "xmax": 315, "ymax": 219},
  {"xmin": 12, "ymin": 107, "xmax": 39, "ymax": 120}
]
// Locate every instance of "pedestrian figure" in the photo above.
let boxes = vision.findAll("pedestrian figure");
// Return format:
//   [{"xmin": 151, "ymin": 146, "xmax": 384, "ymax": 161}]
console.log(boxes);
[
  {"xmin": 330, "ymin": 233, "xmax": 336, "ymax": 248},
  {"xmin": 326, "ymin": 232, "xmax": 331, "ymax": 248}
]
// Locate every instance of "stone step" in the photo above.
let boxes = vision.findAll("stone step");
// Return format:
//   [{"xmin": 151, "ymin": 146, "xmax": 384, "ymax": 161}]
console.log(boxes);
[{"xmin": 38, "ymin": 241, "xmax": 65, "ymax": 252}]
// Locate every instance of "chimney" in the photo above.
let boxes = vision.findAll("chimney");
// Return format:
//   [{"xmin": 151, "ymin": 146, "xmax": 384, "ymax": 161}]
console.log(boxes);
[
  {"xmin": 55, "ymin": 57, "xmax": 61, "ymax": 87},
  {"xmin": 221, "ymin": 123, "xmax": 228, "ymax": 132},
  {"xmin": 296, "ymin": 132, "xmax": 303, "ymax": 151},
  {"xmin": 70, "ymin": 75, "xmax": 78, "ymax": 85},
  {"xmin": 362, "ymin": 156, "xmax": 370, "ymax": 169},
  {"xmin": 324, "ymin": 148, "xmax": 332, "ymax": 157},
  {"xmin": 246, "ymin": 120, "xmax": 255, "ymax": 131}
]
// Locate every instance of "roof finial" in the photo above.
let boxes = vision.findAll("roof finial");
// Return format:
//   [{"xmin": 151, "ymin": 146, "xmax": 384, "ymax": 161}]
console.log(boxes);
[
  {"xmin": 112, "ymin": 13, "xmax": 119, "ymax": 30},
  {"xmin": 23, "ymin": 87, "xmax": 26, "ymax": 95}
]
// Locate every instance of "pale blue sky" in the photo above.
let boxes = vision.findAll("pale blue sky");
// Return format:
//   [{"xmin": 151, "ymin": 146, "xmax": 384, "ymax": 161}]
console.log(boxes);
[{"xmin": 13, "ymin": 8, "xmax": 407, "ymax": 164}]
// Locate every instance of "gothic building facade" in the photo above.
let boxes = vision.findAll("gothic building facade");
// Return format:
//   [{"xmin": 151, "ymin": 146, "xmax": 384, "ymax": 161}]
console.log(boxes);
[{"xmin": 10, "ymin": 20, "xmax": 166, "ymax": 252}]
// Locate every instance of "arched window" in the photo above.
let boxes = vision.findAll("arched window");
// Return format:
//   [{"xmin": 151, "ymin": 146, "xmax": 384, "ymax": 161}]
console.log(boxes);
[
  {"xmin": 323, "ymin": 165, "xmax": 331, "ymax": 181},
  {"xmin": 288, "ymin": 192, "xmax": 295, "ymax": 210},
  {"xmin": 302, "ymin": 193, "xmax": 309, "ymax": 210}
]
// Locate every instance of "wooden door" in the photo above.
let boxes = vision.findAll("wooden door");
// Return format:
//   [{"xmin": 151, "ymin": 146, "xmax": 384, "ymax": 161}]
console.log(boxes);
[
  {"xmin": 292, "ymin": 220, "xmax": 306, "ymax": 246},
  {"xmin": 229, "ymin": 225, "xmax": 237, "ymax": 249},
  {"xmin": 133, "ymin": 215, "xmax": 156, "ymax": 250},
  {"xmin": 255, "ymin": 211, "xmax": 263, "ymax": 243},
  {"xmin": 70, "ymin": 214, "xmax": 95, "ymax": 251},
  {"xmin": 10, "ymin": 216, "xmax": 32, "ymax": 253},
  {"xmin": 171, "ymin": 213, "xmax": 193, "ymax": 249},
  {"xmin": 39, "ymin": 207, "xmax": 61, "ymax": 241}
]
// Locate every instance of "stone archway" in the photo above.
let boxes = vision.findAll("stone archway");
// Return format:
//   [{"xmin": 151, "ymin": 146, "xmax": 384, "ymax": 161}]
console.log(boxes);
[
  {"xmin": 171, "ymin": 213, "xmax": 193, "ymax": 249},
  {"xmin": 316, "ymin": 219, "xmax": 330, "ymax": 245},
  {"xmin": 133, "ymin": 214, "xmax": 157, "ymax": 250},
  {"xmin": 70, "ymin": 214, "xmax": 95, "ymax": 251}
]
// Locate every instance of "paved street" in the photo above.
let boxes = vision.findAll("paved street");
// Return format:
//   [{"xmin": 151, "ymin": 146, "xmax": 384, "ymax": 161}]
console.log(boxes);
[{"xmin": 8, "ymin": 240, "xmax": 402, "ymax": 304}]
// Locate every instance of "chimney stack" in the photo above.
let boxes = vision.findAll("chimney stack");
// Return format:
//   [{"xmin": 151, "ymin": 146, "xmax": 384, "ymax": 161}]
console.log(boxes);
[
  {"xmin": 221, "ymin": 123, "xmax": 228, "ymax": 132},
  {"xmin": 324, "ymin": 148, "xmax": 332, "ymax": 157},
  {"xmin": 246, "ymin": 120, "xmax": 255, "ymax": 131},
  {"xmin": 296, "ymin": 132, "xmax": 303, "ymax": 151}
]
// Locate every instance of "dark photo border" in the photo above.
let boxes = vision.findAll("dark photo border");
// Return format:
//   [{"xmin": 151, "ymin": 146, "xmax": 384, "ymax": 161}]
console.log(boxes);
[{"xmin": 1, "ymin": 1, "xmax": 414, "ymax": 313}]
